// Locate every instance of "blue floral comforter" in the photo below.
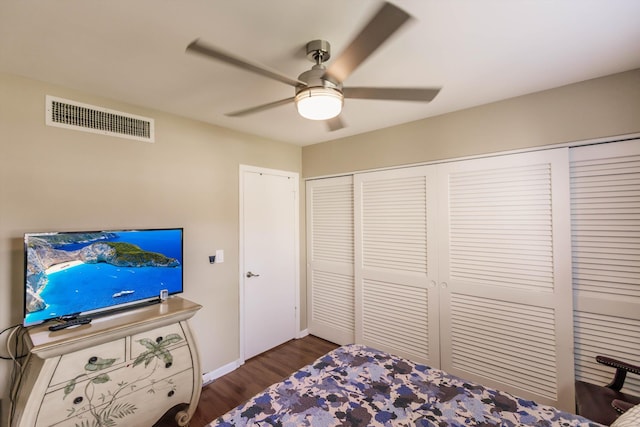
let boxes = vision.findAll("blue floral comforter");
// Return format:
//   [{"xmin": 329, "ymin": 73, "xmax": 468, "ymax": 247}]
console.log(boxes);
[{"xmin": 209, "ymin": 344, "xmax": 601, "ymax": 426}]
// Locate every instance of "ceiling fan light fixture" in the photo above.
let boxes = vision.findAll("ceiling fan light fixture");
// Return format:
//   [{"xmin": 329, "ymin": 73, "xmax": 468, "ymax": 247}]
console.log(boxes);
[{"xmin": 295, "ymin": 87, "xmax": 343, "ymax": 120}]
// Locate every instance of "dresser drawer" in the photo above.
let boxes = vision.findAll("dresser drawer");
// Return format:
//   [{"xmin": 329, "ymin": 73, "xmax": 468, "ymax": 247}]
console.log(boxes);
[
  {"xmin": 37, "ymin": 344, "xmax": 194, "ymax": 426},
  {"xmin": 49, "ymin": 338, "xmax": 126, "ymax": 387},
  {"xmin": 130, "ymin": 322, "xmax": 186, "ymax": 359},
  {"xmin": 38, "ymin": 368, "xmax": 195, "ymax": 427}
]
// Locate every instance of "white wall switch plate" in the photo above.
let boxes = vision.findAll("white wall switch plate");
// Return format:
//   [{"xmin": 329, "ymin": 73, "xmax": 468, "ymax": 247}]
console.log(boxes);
[{"xmin": 215, "ymin": 249, "xmax": 224, "ymax": 263}]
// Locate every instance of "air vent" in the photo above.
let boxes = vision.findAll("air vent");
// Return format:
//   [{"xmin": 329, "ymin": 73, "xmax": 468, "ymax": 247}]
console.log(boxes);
[{"xmin": 45, "ymin": 95, "xmax": 154, "ymax": 142}]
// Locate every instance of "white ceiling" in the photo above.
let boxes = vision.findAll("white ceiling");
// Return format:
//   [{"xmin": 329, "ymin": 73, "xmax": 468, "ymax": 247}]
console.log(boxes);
[{"xmin": 1, "ymin": 1, "xmax": 639, "ymax": 146}]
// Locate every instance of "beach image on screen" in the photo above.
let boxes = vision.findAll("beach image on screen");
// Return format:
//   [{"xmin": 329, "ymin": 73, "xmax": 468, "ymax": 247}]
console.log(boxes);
[{"xmin": 24, "ymin": 229, "xmax": 183, "ymax": 325}]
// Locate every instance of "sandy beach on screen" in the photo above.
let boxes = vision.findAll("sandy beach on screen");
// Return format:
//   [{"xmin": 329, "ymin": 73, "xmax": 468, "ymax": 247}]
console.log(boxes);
[{"xmin": 46, "ymin": 260, "xmax": 85, "ymax": 274}]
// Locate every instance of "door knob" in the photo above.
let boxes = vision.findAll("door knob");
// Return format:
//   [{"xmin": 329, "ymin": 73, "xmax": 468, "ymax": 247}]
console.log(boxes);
[{"xmin": 246, "ymin": 271, "xmax": 260, "ymax": 278}]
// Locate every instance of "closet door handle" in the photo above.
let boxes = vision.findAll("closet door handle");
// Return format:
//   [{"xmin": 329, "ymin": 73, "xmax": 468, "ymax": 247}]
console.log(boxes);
[{"xmin": 246, "ymin": 271, "xmax": 260, "ymax": 278}]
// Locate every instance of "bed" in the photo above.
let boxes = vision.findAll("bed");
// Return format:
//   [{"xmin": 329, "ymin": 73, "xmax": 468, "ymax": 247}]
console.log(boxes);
[{"xmin": 208, "ymin": 344, "xmax": 602, "ymax": 426}]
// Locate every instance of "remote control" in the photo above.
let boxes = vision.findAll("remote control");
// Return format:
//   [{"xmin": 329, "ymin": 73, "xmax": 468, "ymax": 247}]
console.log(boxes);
[{"xmin": 48, "ymin": 317, "xmax": 92, "ymax": 331}]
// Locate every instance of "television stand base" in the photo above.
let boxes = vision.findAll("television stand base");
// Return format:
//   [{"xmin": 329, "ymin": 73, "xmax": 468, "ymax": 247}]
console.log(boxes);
[{"xmin": 47, "ymin": 316, "xmax": 92, "ymax": 331}]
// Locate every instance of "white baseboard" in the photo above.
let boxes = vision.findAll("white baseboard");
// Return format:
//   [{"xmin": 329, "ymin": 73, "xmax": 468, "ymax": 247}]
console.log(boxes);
[
  {"xmin": 297, "ymin": 329, "xmax": 309, "ymax": 339},
  {"xmin": 201, "ymin": 359, "xmax": 241, "ymax": 387}
]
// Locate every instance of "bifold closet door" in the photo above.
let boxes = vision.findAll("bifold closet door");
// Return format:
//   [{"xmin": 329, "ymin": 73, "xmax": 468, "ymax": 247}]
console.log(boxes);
[
  {"xmin": 354, "ymin": 166, "xmax": 440, "ymax": 366},
  {"xmin": 437, "ymin": 148, "xmax": 575, "ymax": 411},
  {"xmin": 306, "ymin": 176, "xmax": 355, "ymax": 345},
  {"xmin": 570, "ymin": 138, "xmax": 640, "ymax": 397}
]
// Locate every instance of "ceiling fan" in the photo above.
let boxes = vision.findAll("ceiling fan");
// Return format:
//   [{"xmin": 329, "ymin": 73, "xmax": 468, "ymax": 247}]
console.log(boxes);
[{"xmin": 186, "ymin": 1, "xmax": 441, "ymax": 131}]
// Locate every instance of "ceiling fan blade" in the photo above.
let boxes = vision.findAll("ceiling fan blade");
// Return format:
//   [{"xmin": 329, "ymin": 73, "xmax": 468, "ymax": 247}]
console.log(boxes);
[
  {"xmin": 186, "ymin": 39, "xmax": 305, "ymax": 87},
  {"xmin": 343, "ymin": 87, "xmax": 441, "ymax": 102},
  {"xmin": 226, "ymin": 97, "xmax": 294, "ymax": 117},
  {"xmin": 326, "ymin": 116, "xmax": 345, "ymax": 132},
  {"xmin": 325, "ymin": 2, "xmax": 412, "ymax": 83}
]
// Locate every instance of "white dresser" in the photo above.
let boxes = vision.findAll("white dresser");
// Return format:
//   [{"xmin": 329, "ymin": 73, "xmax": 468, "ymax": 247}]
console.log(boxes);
[{"xmin": 11, "ymin": 297, "xmax": 202, "ymax": 427}]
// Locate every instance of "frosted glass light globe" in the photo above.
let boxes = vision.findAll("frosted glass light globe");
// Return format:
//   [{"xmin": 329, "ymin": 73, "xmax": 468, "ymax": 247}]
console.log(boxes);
[{"xmin": 295, "ymin": 87, "xmax": 343, "ymax": 120}]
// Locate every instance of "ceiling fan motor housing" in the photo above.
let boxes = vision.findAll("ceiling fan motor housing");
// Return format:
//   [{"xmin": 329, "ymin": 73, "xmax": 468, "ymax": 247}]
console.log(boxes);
[{"xmin": 296, "ymin": 65, "xmax": 342, "ymax": 94}]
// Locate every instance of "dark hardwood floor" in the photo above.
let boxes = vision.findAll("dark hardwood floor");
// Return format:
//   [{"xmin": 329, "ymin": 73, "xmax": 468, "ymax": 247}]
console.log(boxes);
[{"xmin": 188, "ymin": 335, "xmax": 339, "ymax": 427}]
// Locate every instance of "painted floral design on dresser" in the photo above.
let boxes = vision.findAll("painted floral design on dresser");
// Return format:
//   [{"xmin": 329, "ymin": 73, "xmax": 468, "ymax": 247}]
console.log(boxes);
[{"xmin": 63, "ymin": 333, "xmax": 183, "ymax": 427}]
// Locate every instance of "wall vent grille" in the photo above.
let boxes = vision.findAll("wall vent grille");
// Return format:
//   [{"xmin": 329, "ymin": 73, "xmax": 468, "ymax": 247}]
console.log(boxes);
[{"xmin": 46, "ymin": 95, "xmax": 154, "ymax": 142}]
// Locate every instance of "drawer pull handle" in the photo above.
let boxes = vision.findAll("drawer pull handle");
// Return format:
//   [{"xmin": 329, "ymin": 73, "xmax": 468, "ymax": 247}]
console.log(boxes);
[
  {"xmin": 88, "ymin": 356, "xmax": 98, "ymax": 364},
  {"xmin": 165, "ymin": 362, "xmax": 173, "ymax": 368},
  {"xmin": 73, "ymin": 396, "xmax": 83, "ymax": 405},
  {"xmin": 156, "ymin": 337, "xmax": 163, "ymax": 343},
  {"xmin": 167, "ymin": 390, "xmax": 175, "ymax": 397}
]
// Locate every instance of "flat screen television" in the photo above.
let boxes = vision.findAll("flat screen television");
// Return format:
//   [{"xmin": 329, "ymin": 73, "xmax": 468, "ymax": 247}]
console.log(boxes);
[{"xmin": 24, "ymin": 228, "xmax": 183, "ymax": 326}]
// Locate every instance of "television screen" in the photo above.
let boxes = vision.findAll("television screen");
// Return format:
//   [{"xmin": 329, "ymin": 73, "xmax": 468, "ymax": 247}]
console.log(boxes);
[{"xmin": 24, "ymin": 228, "xmax": 183, "ymax": 326}]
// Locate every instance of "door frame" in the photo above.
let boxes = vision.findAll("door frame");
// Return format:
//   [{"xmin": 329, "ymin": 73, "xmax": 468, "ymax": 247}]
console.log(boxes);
[{"xmin": 239, "ymin": 164, "xmax": 300, "ymax": 363}]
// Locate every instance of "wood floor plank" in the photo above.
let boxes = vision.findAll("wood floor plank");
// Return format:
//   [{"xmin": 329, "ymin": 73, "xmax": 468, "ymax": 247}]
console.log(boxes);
[{"xmin": 186, "ymin": 335, "xmax": 339, "ymax": 427}]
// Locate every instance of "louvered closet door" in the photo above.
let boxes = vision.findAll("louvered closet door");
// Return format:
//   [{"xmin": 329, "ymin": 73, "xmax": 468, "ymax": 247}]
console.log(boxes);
[
  {"xmin": 570, "ymin": 138, "xmax": 640, "ymax": 398},
  {"xmin": 437, "ymin": 148, "xmax": 575, "ymax": 411},
  {"xmin": 306, "ymin": 176, "xmax": 355, "ymax": 344},
  {"xmin": 354, "ymin": 166, "xmax": 440, "ymax": 366}
]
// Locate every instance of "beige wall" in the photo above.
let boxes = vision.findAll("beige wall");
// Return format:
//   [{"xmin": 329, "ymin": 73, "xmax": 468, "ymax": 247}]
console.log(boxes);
[
  {"xmin": 0, "ymin": 73, "xmax": 301, "ymax": 422},
  {"xmin": 302, "ymin": 69, "xmax": 640, "ymax": 177}
]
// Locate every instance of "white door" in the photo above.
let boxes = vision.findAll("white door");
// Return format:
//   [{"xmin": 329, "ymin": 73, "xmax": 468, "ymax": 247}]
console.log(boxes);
[
  {"xmin": 570, "ymin": 138, "xmax": 640, "ymax": 397},
  {"xmin": 240, "ymin": 166, "xmax": 299, "ymax": 360},
  {"xmin": 354, "ymin": 165, "xmax": 441, "ymax": 366},
  {"xmin": 306, "ymin": 175, "xmax": 355, "ymax": 345},
  {"xmin": 437, "ymin": 148, "xmax": 575, "ymax": 411}
]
